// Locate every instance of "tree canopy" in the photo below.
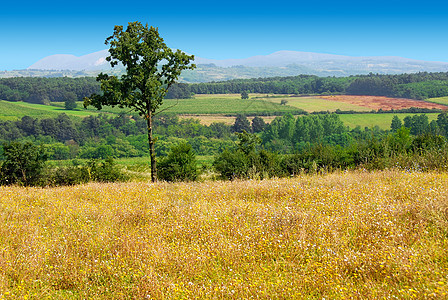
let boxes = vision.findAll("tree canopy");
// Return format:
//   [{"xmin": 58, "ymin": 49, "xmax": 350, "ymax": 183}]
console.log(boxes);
[{"xmin": 84, "ymin": 21, "xmax": 196, "ymax": 181}]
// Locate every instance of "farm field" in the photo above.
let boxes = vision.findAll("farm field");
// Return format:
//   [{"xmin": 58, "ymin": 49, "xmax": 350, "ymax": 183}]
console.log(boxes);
[
  {"xmin": 1, "ymin": 95, "xmax": 303, "ymax": 121},
  {"xmin": 180, "ymin": 113, "xmax": 440, "ymax": 129},
  {"xmin": 265, "ymin": 96, "xmax": 372, "ymax": 112},
  {"xmin": 339, "ymin": 113, "xmax": 440, "ymax": 129},
  {"xmin": 427, "ymin": 96, "xmax": 448, "ymax": 106},
  {"xmin": 0, "ymin": 100, "xmax": 101, "ymax": 121},
  {"xmin": 320, "ymin": 95, "xmax": 448, "ymax": 111},
  {"xmin": 0, "ymin": 96, "xmax": 445, "ymax": 131},
  {"xmin": 0, "ymin": 170, "xmax": 447, "ymax": 298},
  {"xmin": 158, "ymin": 96, "xmax": 301, "ymax": 115}
]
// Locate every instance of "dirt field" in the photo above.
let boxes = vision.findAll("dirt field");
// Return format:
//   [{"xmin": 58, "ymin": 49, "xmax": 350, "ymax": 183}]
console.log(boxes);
[{"xmin": 320, "ymin": 95, "xmax": 448, "ymax": 111}]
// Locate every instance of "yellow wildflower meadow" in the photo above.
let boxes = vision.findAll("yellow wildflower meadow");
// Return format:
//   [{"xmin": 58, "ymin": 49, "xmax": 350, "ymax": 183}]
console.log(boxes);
[{"xmin": 0, "ymin": 170, "xmax": 447, "ymax": 299}]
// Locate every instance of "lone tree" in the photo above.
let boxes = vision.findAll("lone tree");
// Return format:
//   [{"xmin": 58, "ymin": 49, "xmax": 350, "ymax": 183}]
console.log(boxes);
[
  {"xmin": 84, "ymin": 22, "xmax": 196, "ymax": 182},
  {"xmin": 241, "ymin": 91, "xmax": 249, "ymax": 99},
  {"xmin": 64, "ymin": 92, "xmax": 77, "ymax": 110},
  {"xmin": 232, "ymin": 114, "xmax": 251, "ymax": 133},
  {"xmin": 390, "ymin": 115, "xmax": 402, "ymax": 132}
]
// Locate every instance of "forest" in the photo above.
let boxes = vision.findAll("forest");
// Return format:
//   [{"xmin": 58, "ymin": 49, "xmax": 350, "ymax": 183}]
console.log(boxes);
[
  {"xmin": 1, "ymin": 110, "xmax": 448, "ymax": 185},
  {"xmin": 190, "ymin": 72, "xmax": 448, "ymax": 100},
  {"xmin": 1, "ymin": 71, "xmax": 448, "ymax": 104}
]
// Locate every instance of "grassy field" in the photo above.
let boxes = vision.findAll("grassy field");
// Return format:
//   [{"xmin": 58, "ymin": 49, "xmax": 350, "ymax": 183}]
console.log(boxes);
[
  {"xmin": 427, "ymin": 96, "xmax": 448, "ymax": 106},
  {"xmin": 0, "ymin": 95, "xmax": 302, "ymax": 121},
  {"xmin": 159, "ymin": 95, "xmax": 301, "ymax": 115},
  {"xmin": 0, "ymin": 170, "xmax": 447, "ymax": 298},
  {"xmin": 339, "ymin": 113, "xmax": 440, "ymax": 129},
  {"xmin": 63, "ymin": 95, "xmax": 303, "ymax": 115},
  {"xmin": 0, "ymin": 97, "xmax": 444, "ymax": 131},
  {"xmin": 180, "ymin": 113, "xmax": 440, "ymax": 130},
  {"xmin": 0, "ymin": 100, "xmax": 100, "ymax": 121},
  {"xmin": 51, "ymin": 94, "xmax": 373, "ymax": 115}
]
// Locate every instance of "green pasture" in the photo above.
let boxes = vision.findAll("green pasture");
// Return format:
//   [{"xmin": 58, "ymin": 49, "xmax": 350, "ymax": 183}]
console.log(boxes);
[
  {"xmin": 158, "ymin": 97, "xmax": 301, "ymax": 115},
  {"xmin": 427, "ymin": 96, "xmax": 448, "ymax": 106},
  {"xmin": 56, "ymin": 95, "xmax": 301, "ymax": 115},
  {"xmin": 0, "ymin": 100, "xmax": 100, "ymax": 121},
  {"xmin": 339, "ymin": 113, "xmax": 440, "ymax": 130},
  {"xmin": 51, "ymin": 101, "xmax": 130, "ymax": 114},
  {"xmin": 0, "ymin": 98, "xmax": 444, "ymax": 132}
]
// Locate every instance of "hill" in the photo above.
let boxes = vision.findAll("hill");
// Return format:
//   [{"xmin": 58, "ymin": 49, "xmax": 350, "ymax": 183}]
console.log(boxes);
[{"xmin": 2, "ymin": 50, "xmax": 448, "ymax": 81}]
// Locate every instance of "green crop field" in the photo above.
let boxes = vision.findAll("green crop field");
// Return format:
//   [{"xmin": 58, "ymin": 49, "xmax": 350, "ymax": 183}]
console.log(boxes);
[
  {"xmin": 159, "ymin": 97, "xmax": 302, "ymax": 115},
  {"xmin": 0, "ymin": 100, "xmax": 101, "ymax": 120},
  {"xmin": 55, "ymin": 95, "xmax": 304, "ymax": 115},
  {"xmin": 0, "ymin": 97, "xmax": 444, "ymax": 131},
  {"xmin": 339, "ymin": 113, "xmax": 440, "ymax": 129},
  {"xmin": 185, "ymin": 113, "xmax": 440, "ymax": 130},
  {"xmin": 427, "ymin": 96, "xmax": 448, "ymax": 106}
]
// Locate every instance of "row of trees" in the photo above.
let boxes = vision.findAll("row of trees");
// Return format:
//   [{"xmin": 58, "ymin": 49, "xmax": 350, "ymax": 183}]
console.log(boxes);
[
  {"xmin": 0, "ymin": 77, "xmax": 193, "ymax": 105},
  {"xmin": 214, "ymin": 127, "xmax": 448, "ymax": 180},
  {"xmin": 255, "ymin": 113, "xmax": 448, "ymax": 153},
  {"xmin": 3, "ymin": 120, "xmax": 448, "ymax": 186},
  {"xmin": 3, "ymin": 112, "xmax": 448, "ymax": 159},
  {"xmin": 2, "ymin": 71, "xmax": 448, "ymax": 105},
  {"xmin": 190, "ymin": 72, "xmax": 448, "ymax": 100},
  {"xmin": 0, "ymin": 113, "xmax": 240, "ymax": 160},
  {"xmin": 0, "ymin": 141, "xmax": 127, "ymax": 186},
  {"xmin": 0, "ymin": 77, "xmax": 100, "ymax": 104}
]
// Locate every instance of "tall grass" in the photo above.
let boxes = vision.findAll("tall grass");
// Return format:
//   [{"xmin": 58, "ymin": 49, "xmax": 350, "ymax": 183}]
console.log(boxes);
[{"xmin": 0, "ymin": 170, "xmax": 447, "ymax": 298}]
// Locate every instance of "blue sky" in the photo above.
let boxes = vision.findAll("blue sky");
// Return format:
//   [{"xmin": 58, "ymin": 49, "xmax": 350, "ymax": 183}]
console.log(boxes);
[{"xmin": 1, "ymin": 0, "xmax": 448, "ymax": 70}]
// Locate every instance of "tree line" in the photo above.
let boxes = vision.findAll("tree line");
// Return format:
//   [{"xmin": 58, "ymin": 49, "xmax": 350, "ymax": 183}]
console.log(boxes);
[
  {"xmin": 0, "ymin": 77, "xmax": 101, "ymax": 104},
  {"xmin": 0, "ymin": 77, "xmax": 191, "ymax": 105},
  {"xmin": 1, "ymin": 71, "xmax": 448, "ymax": 105},
  {"xmin": 190, "ymin": 72, "xmax": 448, "ymax": 100},
  {"xmin": 2, "ymin": 112, "xmax": 448, "ymax": 186}
]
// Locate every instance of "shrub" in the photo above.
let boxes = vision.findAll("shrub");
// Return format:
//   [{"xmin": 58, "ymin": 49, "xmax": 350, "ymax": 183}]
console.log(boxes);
[
  {"xmin": 47, "ymin": 158, "xmax": 128, "ymax": 186},
  {"xmin": 213, "ymin": 149, "xmax": 249, "ymax": 180},
  {"xmin": 0, "ymin": 141, "xmax": 47, "ymax": 186},
  {"xmin": 158, "ymin": 142, "xmax": 198, "ymax": 182},
  {"xmin": 47, "ymin": 165, "xmax": 89, "ymax": 186},
  {"xmin": 86, "ymin": 157, "xmax": 128, "ymax": 182},
  {"xmin": 214, "ymin": 131, "xmax": 283, "ymax": 179}
]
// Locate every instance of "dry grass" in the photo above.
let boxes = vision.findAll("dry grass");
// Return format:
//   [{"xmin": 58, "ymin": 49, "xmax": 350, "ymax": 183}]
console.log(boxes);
[
  {"xmin": 1, "ymin": 170, "xmax": 448, "ymax": 299},
  {"xmin": 178, "ymin": 114, "xmax": 279, "ymax": 125}
]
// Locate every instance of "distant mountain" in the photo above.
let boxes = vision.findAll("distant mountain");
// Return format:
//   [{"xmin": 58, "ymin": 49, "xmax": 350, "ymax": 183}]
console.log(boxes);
[
  {"xmin": 193, "ymin": 51, "xmax": 352, "ymax": 67},
  {"xmin": 15, "ymin": 50, "xmax": 448, "ymax": 82},
  {"xmin": 28, "ymin": 50, "xmax": 112, "ymax": 71}
]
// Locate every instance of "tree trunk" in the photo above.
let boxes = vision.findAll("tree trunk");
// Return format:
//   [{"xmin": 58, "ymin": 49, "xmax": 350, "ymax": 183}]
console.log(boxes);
[{"xmin": 146, "ymin": 112, "xmax": 157, "ymax": 182}]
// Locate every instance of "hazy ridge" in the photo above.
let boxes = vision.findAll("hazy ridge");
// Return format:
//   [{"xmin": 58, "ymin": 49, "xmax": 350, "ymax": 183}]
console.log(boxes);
[{"xmin": 1, "ymin": 50, "xmax": 448, "ymax": 82}]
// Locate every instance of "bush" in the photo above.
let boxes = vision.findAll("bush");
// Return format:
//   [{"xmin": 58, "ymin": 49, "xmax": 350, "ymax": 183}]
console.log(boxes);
[
  {"xmin": 0, "ymin": 141, "xmax": 47, "ymax": 186},
  {"xmin": 47, "ymin": 158, "xmax": 128, "ymax": 186},
  {"xmin": 214, "ymin": 131, "xmax": 283, "ymax": 179},
  {"xmin": 47, "ymin": 164, "xmax": 89, "ymax": 186},
  {"xmin": 213, "ymin": 149, "xmax": 250, "ymax": 180},
  {"xmin": 86, "ymin": 157, "xmax": 128, "ymax": 182},
  {"xmin": 158, "ymin": 142, "xmax": 198, "ymax": 182}
]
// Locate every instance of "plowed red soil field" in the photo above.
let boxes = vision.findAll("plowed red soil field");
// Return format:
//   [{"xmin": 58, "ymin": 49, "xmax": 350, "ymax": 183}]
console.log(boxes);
[{"xmin": 319, "ymin": 95, "xmax": 448, "ymax": 111}]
